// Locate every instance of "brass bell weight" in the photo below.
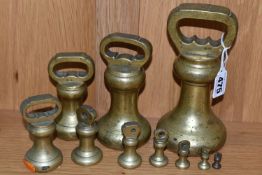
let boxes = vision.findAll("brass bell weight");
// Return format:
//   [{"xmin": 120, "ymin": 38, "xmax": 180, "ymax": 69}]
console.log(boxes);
[
  {"xmin": 71, "ymin": 105, "xmax": 102, "ymax": 166},
  {"xmin": 157, "ymin": 3, "xmax": 238, "ymax": 156},
  {"xmin": 20, "ymin": 94, "xmax": 63, "ymax": 172},
  {"xmin": 149, "ymin": 129, "xmax": 169, "ymax": 167},
  {"xmin": 48, "ymin": 52, "xmax": 95, "ymax": 140},
  {"xmin": 98, "ymin": 33, "xmax": 152, "ymax": 150},
  {"xmin": 118, "ymin": 122, "xmax": 142, "ymax": 169}
]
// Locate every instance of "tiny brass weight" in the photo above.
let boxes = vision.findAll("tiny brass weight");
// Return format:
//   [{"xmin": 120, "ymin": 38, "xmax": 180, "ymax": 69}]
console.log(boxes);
[
  {"xmin": 98, "ymin": 33, "xmax": 152, "ymax": 150},
  {"xmin": 71, "ymin": 105, "xmax": 102, "ymax": 166},
  {"xmin": 118, "ymin": 122, "xmax": 142, "ymax": 169},
  {"xmin": 20, "ymin": 94, "xmax": 63, "ymax": 173},
  {"xmin": 157, "ymin": 3, "xmax": 238, "ymax": 156},
  {"xmin": 175, "ymin": 140, "xmax": 190, "ymax": 169},
  {"xmin": 212, "ymin": 152, "xmax": 222, "ymax": 169},
  {"xmin": 149, "ymin": 129, "xmax": 169, "ymax": 167},
  {"xmin": 198, "ymin": 147, "xmax": 211, "ymax": 170},
  {"xmin": 48, "ymin": 52, "xmax": 95, "ymax": 140}
]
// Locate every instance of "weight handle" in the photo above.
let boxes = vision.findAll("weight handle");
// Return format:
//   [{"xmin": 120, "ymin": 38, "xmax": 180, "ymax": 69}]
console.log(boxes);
[
  {"xmin": 168, "ymin": 3, "xmax": 238, "ymax": 52},
  {"xmin": 48, "ymin": 52, "xmax": 95, "ymax": 84},
  {"xmin": 20, "ymin": 94, "xmax": 62, "ymax": 124},
  {"xmin": 154, "ymin": 129, "xmax": 168, "ymax": 140},
  {"xmin": 100, "ymin": 33, "xmax": 152, "ymax": 67},
  {"xmin": 122, "ymin": 121, "xmax": 141, "ymax": 139},
  {"xmin": 76, "ymin": 105, "xmax": 97, "ymax": 126}
]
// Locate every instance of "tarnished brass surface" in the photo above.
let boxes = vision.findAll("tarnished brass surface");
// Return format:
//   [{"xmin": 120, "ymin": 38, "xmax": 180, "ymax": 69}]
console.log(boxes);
[
  {"xmin": 71, "ymin": 105, "xmax": 102, "ymax": 166},
  {"xmin": 20, "ymin": 94, "xmax": 63, "ymax": 173},
  {"xmin": 175, "ymin": 140, "xmax": 190, "ymax": 169},
  {"xmin": 98, "ymin": 33, "xmax": 152, "ymax": 150},
  {"xmin": 118, "ymin": 122, "xmax": 141, "ymax": 169},
  {"xmin": 149, "ymin": 129, "xmax": 169, "ymax": 167},
  {"xmin": 212, "ymin": 152, "xmax": 222, "ymax": 169},
  {"xmin": 157, "ymin": 3, "xmax": 238, "ymax": 156},
  {"xmin": 48, "ymin": 52, "xmax": 95, "ymax": 140}
]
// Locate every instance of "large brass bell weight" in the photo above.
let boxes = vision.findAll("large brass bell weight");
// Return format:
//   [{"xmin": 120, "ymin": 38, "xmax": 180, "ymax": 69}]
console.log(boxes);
[
  {"xmin": 98, "ymin": 33, "xmax": 152, "ymax": 150},
  {"xmin": 48, "ymin": 53, "xmax": 95, "ymax": 140},
  {"xmin": 157, "ymin": 4, "xmax": 238, "ymax": 156}
]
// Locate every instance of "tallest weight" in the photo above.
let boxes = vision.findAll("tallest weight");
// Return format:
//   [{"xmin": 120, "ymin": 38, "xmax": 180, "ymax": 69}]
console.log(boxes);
[{"xmin": 157, "ymin": 3, "xmax": 238, "ymax": 156}]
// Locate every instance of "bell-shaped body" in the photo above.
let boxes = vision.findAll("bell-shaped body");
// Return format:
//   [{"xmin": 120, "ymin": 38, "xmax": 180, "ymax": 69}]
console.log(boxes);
[
  {"xmin": 157, "ymin": 80, "xmax": 227, "ymax": 156},
  {"xmin": 24, "ymin": 123, "xmax": 63, "ymax": 172},
  {"xmin": 55, "ymin": 82, "xmax": 87, "ymax": 140},
  {"xmin": 98, "ymin": 33, "xmax": 152, "ymax": 150},
  {"xmin": 157, "ymin": 3, "xmax": 238, "ymax": 156},
  {"xmin": 98, "ymin": 64, "xmax": 151, "ymax": 149},
  {"xmin": 71, "ymin": 123, "xmax": 102, "ymax": 165}
]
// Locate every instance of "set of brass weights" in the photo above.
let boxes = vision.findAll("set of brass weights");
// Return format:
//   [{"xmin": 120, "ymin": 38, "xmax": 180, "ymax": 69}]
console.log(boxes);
[{"xmin": 20, "ymin": 3, "xmax": 238, "ymax": 173}]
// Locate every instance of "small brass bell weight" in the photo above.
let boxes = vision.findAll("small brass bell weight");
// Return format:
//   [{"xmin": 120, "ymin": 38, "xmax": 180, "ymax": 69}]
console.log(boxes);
[
  {"xmin": 20, "ymin": 94, "xmax": 63, "ymax": 172},
  {"xmin": 98, "ymin": 33, "xmax": 152, "ymax": 150},
  {"xmin": 48, "ymin": 52, "xmax": 95, "ymax": 140},
  {"xmin": 118, "ymin": 122, "xmax": 142, "ymax": 169},
  {"xmin": 71, "ymin": 105, "xmax": 102, "ymax": 166},
  {"xmin": 149, "ymin": 129, "xmax": 169, "ymax": 167},
  {"xmin": 157, "ymin": 3, "xmax": 238, "ymax": 156}
]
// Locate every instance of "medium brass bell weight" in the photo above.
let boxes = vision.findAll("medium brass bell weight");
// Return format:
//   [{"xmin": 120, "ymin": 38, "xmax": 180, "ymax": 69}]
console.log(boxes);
[
  {"xmin": 157, "ymin": 3, "xmax": 238, "ymax": 156},
  {"xmin": 20, "ymin": 94, "xmax": 63, "ymax": 173},
  {"xmin": 98, "ymin": 33, "xmax": 152, "ymax": 150},
  {"xmin": 48, "ymin": 52, "xmax": 95, "ymax": 140}
]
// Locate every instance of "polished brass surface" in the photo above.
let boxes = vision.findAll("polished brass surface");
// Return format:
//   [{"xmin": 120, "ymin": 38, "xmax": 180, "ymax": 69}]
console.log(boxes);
[
  {"xmin": 212, "ymin": 152, "xmax": 222, "ymax": 169},
  {"xmin": 157, "ymin": 3, "xmax": 238, "ymax": 156},
  {"xmin": 118, "ymin": 122, "xmax": 142, "ymax": 169},
  {"xmin": 48, "ymin": 52, "xmax": 95, "ymax": 140},
  {"xmin": 149, "ymin": 129, "xmax": 169, "ymax": 167},
  {"xmin": 175, "ymin": 140, "xmax": 190, "ymax": 169},
  {"xmin": 20, "ymin": 94, "xmax": 63, "ymax": 173},
  {"xmin": 198, "ymin": 147, "xmax": 211, "ymax": 170},
  {"xmin": 98, "ymin": 33, "xmax": 152, "ymax": 150},
  {"xmin": 71, "ymin": 105, "xmax": 102, "ymax": 166}
]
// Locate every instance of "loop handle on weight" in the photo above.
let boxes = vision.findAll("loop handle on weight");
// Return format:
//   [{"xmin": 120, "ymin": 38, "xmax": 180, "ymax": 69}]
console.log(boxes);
[
  {"xmin": 167, "ymin": 3, "xmax": 238, "ymax": 58},
  {"xmin": 122, "ymin": 121, "xmax": 141, "ymax": 139},
  {"xmin": 20, "ymin": 94, "xmax": 62, "ymax": 124},
  {"xmin": 100, "ymin": 33, "xmax": 152, "ymax": 67},
  {"xmin": 76, "ymin": 105, "xmax": 97, "ymax": 126},
  {"xmin": 48, "ymin": 52, "xmax": 95, "ymax": 84}
]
